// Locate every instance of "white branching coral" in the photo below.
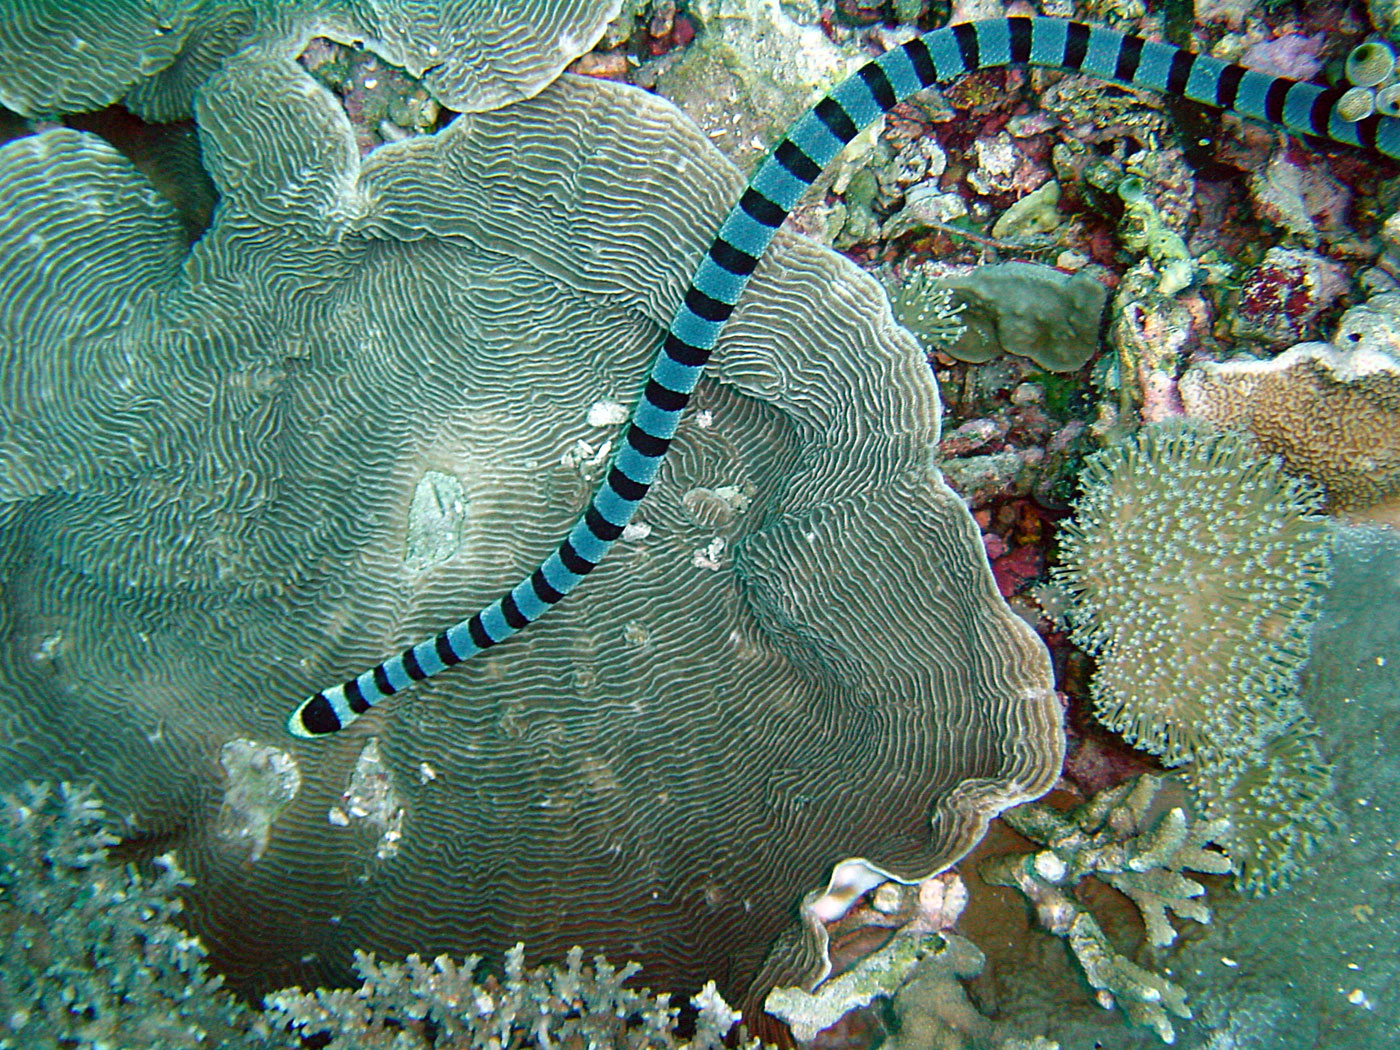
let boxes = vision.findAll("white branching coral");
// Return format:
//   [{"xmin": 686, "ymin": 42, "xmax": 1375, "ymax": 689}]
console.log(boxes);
[
  {"xmin": 0, "ymin": 780, "xmax": 766, "ymax": 1050},
  {"xmin": 980, "ymin": 775, "xmax": 1233, "ymax": 1044},
  {"xmin": 266, "ymin": 945, "xmax": 764, "ymax": 1050}
]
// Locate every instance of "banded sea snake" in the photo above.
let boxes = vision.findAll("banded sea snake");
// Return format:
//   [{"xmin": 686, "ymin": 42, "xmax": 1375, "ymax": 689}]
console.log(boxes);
[{"xmin": 290, "ymin": 15, "xmax": 1400, "ymax": 737}]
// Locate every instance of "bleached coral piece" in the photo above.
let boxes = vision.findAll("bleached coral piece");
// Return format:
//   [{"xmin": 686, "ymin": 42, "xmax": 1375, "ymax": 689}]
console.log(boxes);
[{"xmin": 1067, "ymin": 912, "xmax": 1190, "ymax": 1044}]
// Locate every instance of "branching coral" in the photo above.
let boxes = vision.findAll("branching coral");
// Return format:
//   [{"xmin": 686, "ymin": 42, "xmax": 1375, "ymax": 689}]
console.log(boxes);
[
  {"xmin": 980, "ymin": 775, "xmax": 1232, "ymax": 1044},
  {"xmin": 0, "ymin": 780, "xmax": 765, "ymax": 1049},
  {"xmin": 0, "ymin": 781, "xmax": 264, "ymax": 1050},
  {"xmin": 266, "ymin": 946, "xmax": 764, "ymax": 1050}
]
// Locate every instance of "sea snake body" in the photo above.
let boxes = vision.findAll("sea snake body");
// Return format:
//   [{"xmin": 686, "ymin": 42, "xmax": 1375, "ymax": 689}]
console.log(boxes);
[{"xmin": 289, "ymin": 15, "xmax": 1400, "ymax": 737}]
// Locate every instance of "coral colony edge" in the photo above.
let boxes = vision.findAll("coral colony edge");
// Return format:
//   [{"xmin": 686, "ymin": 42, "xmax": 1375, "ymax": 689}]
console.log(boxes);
[
  {"xmin": 289, "ymin": 16, "xmax": 1400, "ymax": 737},
  {"xmin": 1, "ymin": 3, "xmax": 1397, "ymax": 1050}
]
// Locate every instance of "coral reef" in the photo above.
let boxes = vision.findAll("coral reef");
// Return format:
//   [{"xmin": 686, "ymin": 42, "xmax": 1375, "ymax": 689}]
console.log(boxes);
[
  {"xmin": 648, "ymin": 0, "xmax": 866, "ymax": 171},
  {"xmin": 0, "ymin": 0, "xmax": 622, "ymax": 119},
  {"xmin": 266, "ymin": 946, "xmax": 763, "ymax": 1050},
  {"xmin": 1097, "ymin": 524, "xmax": 1400, "ymax": 1049},
  {"xmin": 0, "ymin": 781, "xmax": 265, "ymax": 1050},
  {"xmin": 1226, "ymin": 247, "xmax": 1348, "ymax": 346},
  {"xmin": 881, "ymin": 933, "xmax": 1050, "ymax": 1050},
  {"xmin": 0, "ymin": 26, "xmax": 1060, "ymax": 1013},
  {"xmin": 889, "ymin": 266, "xmax": 970, "ymax": 354},
  {"xmin": 980, "ymin": 776, "xmax": 1232, "ymax": 1044},
  {"xmin": 764, "ymin": 871, "xmax": 1061, "ymax": 1049},
  {"xmin": 766, "ymin": 932, "xmax": 942, "ymax": 1042},
  {"xmin": 1053, "ymin": 423, "xmax": 1336, "ymax": 894},
  {"xmin": 1117, "ymin": 177, "xmax": 1195, "ymax": 297},
  {"xmin": 1053, "ymin": 423, "xmax": 1329, "ymax": 765},
  {"xmin": 1180, "ymin": 716, "xmax": 1336, "ymax": 896}
]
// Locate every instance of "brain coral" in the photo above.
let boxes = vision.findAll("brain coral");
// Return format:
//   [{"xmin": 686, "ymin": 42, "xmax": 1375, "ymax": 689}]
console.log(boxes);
[
  {"xmin": 0, "ymin": 48, "xmax": 1060, "ymax": 1004},
  {"xmin": 0, "ymin": 0, "xmax": 621, "ymax": 119}
]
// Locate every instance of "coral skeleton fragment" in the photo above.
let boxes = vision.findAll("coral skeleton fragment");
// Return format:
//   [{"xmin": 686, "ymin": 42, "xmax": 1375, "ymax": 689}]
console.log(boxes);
[{"xmin": 290, "ymin": 16, "xmax": 1400, "ymax": 736}]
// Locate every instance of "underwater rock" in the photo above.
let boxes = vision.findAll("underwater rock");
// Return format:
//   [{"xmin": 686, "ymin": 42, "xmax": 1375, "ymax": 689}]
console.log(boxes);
[
  {"xmin": 0, "ymin": 46, "xmax": 1060, "ymax": 1009},
  {"xmin": 651, "ymin": 0, "xmax": 864, "ymax": 172},
  {"xmin": 1246, "ymin": 153, "xmax": 1352, "ymax": 248},
  {"xmin": 990, "ymin": 179, "xmax": 1064, "ymax": 244},
  {"xmin": 1117, "ymin": 176, "xmax": 1195, "ymax": 297},
  {"xmin": 1228, "ymin": 246, "xmax": 1348, "ymax": 346}
]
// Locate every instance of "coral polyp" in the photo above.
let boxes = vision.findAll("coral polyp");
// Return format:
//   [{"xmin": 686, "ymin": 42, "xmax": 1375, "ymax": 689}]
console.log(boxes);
[{"xmin": 1054, "ymin": 423, "xmax": 1330, "ymax": 767}]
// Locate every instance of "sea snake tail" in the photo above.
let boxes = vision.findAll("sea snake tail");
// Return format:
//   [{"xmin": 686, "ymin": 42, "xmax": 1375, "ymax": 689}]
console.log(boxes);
[{"xmin": 288, "ymin": 16, "xmax": 1398, "ymax": 737}]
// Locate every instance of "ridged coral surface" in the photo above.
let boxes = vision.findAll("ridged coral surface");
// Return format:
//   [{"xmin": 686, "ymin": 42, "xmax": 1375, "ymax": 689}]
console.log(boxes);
[
  {"xmin": 1180, "ymin": 305, "xmax": 1400, "ymax": 520},
  {"xmin": 0, "ymin": 50, "xmax": 1060, "ymax": 1004},
  {"xmin": 0, "ymin": 0, "xmax": 622, "ymax": 119}
]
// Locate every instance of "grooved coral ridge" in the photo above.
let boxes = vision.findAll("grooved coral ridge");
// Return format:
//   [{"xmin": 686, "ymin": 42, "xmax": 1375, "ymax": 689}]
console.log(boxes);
[
  {"xmin": 0, "ymin": 0, "xmax": 623, "ymax": 120},
  {"xmin": 0, "ymin": 50, "xmax": 1061, "ymax": 1004}
]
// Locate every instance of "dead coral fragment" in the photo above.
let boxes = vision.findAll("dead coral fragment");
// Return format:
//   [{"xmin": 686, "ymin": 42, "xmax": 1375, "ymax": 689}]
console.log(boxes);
[
  {"xmin": 980, "ymin": 775, "xmax": 1232, "ymax": 1044},
  {"xmin": 1053, "ymin": 422, "xmax": 1330, "ymax": 766}
]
